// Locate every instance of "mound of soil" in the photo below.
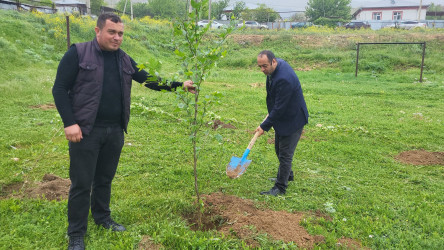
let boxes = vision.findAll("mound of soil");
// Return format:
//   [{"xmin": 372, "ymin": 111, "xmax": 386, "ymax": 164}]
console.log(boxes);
[
  {"xmin": 395, "ymin": 150, "xmax": 444, "ymax": 166},
  {"xmin": 184, "ymin": 192, "xmax": 325, "ymax": 248},
  {"xmin": 211, "ymin": 119, "xmax": 236, "ymax": 130},
  {"xmin": 26, "ymin": 174, "xmax": 71, "ymax": 201}
]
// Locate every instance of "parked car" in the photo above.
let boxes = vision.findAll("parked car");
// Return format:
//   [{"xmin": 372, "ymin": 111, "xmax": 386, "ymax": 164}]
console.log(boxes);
[
  {"xmin": 197, "ymin": 20, "xmax": 224, "ymax": 29},
  {"xmin": 291, "ymin": 22, "xmax": 312, "ymax": 29},
  {"xmin": 343, "ymin": 21, "xmax": 370, "ymax": 29},
  {"xmin": 398, "ymin": 21, "xmax": 427, "ymax": 29},
  {"xmin": 385, "ymin": 21, "xmax": 427, "ymax": 29},
  {"xmin": 237, "ymin": 21, "xmax": 268, "ymax": 29}
]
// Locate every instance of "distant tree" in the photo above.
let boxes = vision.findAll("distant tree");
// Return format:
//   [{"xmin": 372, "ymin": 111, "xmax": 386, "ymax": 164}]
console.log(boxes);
[
  {"xmin": 305, "ymin": 0, "xmax": 351, "ymax": 27},
  {"xmin": 253, "ymin": 4, "xmax": 280, "ymax": 22},
  {"xmin": 232, "ymin": 1, "xmax": 245, "ymax": 19},
  {"xmin": 115, "ymin": 0, "xmax": 151, "ymax": 17},
  {"xmin": 289, "ymin": 12, "xmax": 306, "ymax": 22},
  {"xmin": 211, "ymin": 0, "xmax": 230, "ymax": 20},
  {"xmin": 148, "ymin": 0, "xmax": 187, "ymax": 19},
  {"xmin": 427, "ymin": 3, "xmax": 444, "ymax": 20},
  {"xmin": 133, "ymin": 3, "xmax": 153, "ymax": 18},
  {"xmin": 90, "ymin": 0, "xmax": 104, "ymax": 15},
  {"xmin": 240, "ymin": 4, "xmax": 279, "ymax": 22}
]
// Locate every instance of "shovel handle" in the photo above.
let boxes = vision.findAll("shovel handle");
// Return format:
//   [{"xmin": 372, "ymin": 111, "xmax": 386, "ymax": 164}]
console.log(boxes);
[{"xmin": 247, "ymin": 131, "xmax": 260, "ymax": 150}]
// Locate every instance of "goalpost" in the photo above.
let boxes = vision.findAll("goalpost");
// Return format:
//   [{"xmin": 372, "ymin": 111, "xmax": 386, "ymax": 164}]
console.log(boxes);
[{"xmin": 355, "ymin": 42, "xmax": 426, "ymax": 82}]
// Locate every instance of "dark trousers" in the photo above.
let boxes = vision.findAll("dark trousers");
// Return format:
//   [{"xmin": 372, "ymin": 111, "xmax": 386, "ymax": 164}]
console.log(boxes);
[
  {"xmin": 274, "ymin": 128, "xmax": 303, "ymax": 192},
  {"xmin": 67, "ymin": 126, "xmax": 124, "ymax": 236}
]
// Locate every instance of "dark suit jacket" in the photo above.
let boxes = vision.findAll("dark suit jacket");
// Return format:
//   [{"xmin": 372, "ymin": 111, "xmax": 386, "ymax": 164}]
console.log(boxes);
[{"xmin": 260, "ymin": 59, "xmax": 309, "ymax": 136}]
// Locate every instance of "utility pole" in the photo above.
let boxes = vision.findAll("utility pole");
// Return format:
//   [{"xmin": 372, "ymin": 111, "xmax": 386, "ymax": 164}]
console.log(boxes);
[
  {"xmin": 130, "ymin": 0, "xmax": 133, "ymax": 20},
  {"xmin": 418, "ymin": 0, "xmax": 423, "ymax": 21},
  {"xmin": 86, "ymin": 0, "xmax": 91, "ymax": 15},
  {"xmin": 209, "ymin": 0, "xmax": 211, "ymax": 19},
  {"xmin": 188, "ymin": 0, "xmax": 193, "ymax": 13}
]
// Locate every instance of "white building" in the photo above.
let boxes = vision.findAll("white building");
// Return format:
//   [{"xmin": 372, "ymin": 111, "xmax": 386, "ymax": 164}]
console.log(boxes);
[{"xmin": 352, "ymin": 0, "xmax": 429, "ymax": 21}]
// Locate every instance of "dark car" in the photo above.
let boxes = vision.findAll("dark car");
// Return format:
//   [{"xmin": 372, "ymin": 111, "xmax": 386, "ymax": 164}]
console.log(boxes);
[
  {"xmin": 291, "ymin": 22, "xmax": 312, "ymax": 29},
  {"xmin": 344, "ymin": 21, "xmax": 370, "ymax": 29}
]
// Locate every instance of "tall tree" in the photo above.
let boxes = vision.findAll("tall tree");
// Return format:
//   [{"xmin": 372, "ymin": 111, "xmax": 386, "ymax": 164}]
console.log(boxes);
[
  {"xmin": 90, "ymin": 0, "xmax": 104, "ymax": 15},
  {"xmin": 232, "ymin": 1, "xmax": 245, "ymax": 19},
  {"xmin": 253, "ymin": 4, "xmax": 280, "ymax": 22},
  {"xmin": 211, "ymin": 0, "xmax": 230, "ymax": 20},
  {"xmin": 305, "ymin": 0, "xmax": 351, "ymax": 27},
  {"xmin": 240, "ymin": 4, "xmax": 279, "ymax": 22},
  {"xmin": 148, "ymin": 0, "xmax": 187, "ymax": 19}
]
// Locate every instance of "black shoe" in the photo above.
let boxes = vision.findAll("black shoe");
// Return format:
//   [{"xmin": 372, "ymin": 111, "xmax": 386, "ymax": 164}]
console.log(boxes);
[
  {"xmin": 268, "ymin": 176, "xmax": 294, "ymax": 182},
  {"xmin": 68, "ymin": 236, "xmax": 85, "ymax": 250},
  {"xmin": 97, "ymin": 218, "xmax": 126, "ymax": 232},
  {"xmin": 260, "ymin": 186, "xmax": 285, "ymax": 196}
]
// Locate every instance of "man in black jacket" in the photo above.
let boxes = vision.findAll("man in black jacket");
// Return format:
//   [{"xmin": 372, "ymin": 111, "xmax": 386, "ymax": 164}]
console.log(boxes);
[
  {"xmin": 53, "ymin": 13, "xmax": 194, "ymax": 250},
  {"xmin": 255, "ymin": 50, "xmax": 308, "ymax": 196}
]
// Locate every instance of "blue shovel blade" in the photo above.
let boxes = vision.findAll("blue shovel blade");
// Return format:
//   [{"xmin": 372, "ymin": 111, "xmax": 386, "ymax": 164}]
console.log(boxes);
[{"xmin": 226, "ymin": 156, "xmax": 252, "ymax": 178}]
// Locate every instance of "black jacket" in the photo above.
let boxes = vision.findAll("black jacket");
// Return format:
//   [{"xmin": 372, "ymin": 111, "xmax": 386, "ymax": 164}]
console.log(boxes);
[
  {"xmin": 260, "ymin": 59, "xmax": 309, "ymax": 136},
  {"xmin": 53, "ymin": 39, "xmax": 182, "ymax": 135}
]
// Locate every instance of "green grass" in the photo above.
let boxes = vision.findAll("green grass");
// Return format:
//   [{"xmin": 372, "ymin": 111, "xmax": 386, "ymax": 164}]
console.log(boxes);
[{"xmin": 1, "ymin": 10, "xmax": 443, "ymax": 249}]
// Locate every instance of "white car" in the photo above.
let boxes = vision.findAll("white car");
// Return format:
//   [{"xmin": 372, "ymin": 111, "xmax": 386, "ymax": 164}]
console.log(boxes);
[
  {"xmin": 197, "ymin": 20, "xmax": 224, "ymax": 29},
  {"xmin": 237, "ymin": 21, "xmax": 268, "ymax": 29},
  {"xmin": 385, "ymin": 21, "xmax": 427, "ymax": 30}
]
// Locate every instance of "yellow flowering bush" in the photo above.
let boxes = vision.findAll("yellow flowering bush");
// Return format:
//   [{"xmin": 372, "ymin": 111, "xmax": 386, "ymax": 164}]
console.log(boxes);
[{"xmin": 139, "ymin": 16, "xmax": 170, "ymax": 26}]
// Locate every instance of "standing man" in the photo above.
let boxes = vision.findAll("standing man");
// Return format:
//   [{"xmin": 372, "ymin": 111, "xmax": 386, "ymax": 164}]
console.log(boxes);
[
  {"xmin": 255, "ymin": 50, "xmax": 308, "ymax": 196},
  {"xmin": 53, "ymin": 13, "xmax": 194, "ymax": 250}
]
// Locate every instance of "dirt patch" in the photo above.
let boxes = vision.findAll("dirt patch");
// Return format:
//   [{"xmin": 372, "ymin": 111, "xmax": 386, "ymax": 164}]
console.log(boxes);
[
  {"xmin": 184, "ymin": 192, "xmax": 325, "ymax": 248},
  {"xmin": 230, "ymin": 34, "xmax": 264, "ymax": 45},
  {"xmin": 250, "ymin": 82, "xmax": 264, "ymax": 88},
  {"xmin": 30, "ymin": 103, "xmax": 56, "ymax": 110},
  {"xmin": 26, "ymin": 174, "xmax": 71, "ymax": 201},
  {"xmin": 336, "ymin": 236, "xmax": 368, "ymax": 249},
  {"xmin": 395, "ymin": 150, "xmax": 444, "ymax": 166},
  {"xmin": 0, "ymin": 181, "xmax": 24, "ymax": 197},
  {"xmin": 211, "ymin": 119, "xmax": 236, "ymax": 130},
  {"xmin": 138, "ymin": 236, "xmax": 163, "ymax": 250}
]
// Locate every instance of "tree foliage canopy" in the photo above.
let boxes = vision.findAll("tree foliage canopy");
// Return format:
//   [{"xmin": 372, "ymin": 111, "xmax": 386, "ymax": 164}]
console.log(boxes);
[
  {"xmin": 305, "ymin": 0, "xmax": 351, "ymax": 26},
  {"xmin": 232, "ymin": 1, "xmax": 246, "ymax": 19},
  {"xmin": 116, "ymin": 0, "xmax": 186, "ymax": 19},
  {"xmin": 241, "ymin": 4, "xmax": 280, "ymax": 22}
]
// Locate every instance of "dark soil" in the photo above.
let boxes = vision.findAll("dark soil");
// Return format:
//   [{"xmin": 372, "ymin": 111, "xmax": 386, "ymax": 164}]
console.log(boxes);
[
  {"xmin": 2, "ymin": 174, "xmax": 71, "ymax": 201},
  {"xmin": 395, "ymin": 150, "xmax": 444, "ymax": 165},
  {"xmin": 211, "ymin": 119, "xmax": 236, "ymax": 130},
  {"xmin": 25, "ymin": 174, "xmax": 71, "ymax": 201},
  {"xmin": 184, "ymin": 192, "xmax": 326, "ymax": 248}
]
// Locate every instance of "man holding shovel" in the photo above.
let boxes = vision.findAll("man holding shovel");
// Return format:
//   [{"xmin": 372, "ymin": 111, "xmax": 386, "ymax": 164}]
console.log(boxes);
[{"xmin": 255, "ymin": 50, "xmax": 308, "ymax": 196}]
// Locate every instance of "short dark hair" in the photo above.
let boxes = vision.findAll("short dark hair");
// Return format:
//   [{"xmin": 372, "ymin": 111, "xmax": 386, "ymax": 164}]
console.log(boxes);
[
  {"xmin": 97, "ymin": 13, "xmax": 122, "ymax": 29},
  {"xmin": 258, "ymin": 50, "xmax": 276, "ymax": 64}
]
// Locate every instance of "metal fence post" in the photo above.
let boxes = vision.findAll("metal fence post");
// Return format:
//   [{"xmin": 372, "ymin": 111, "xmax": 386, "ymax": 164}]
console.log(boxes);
[
  {"xmin": 420, "ymin": 42, "xmax": 426, "ymax": 83},
  {"xmin": 66, "ymin": 16, "xmax": 70, "ymax": 51},
  {"xmin": 355, "ymin": 43, "xmax": 360, "ymax": 77}
]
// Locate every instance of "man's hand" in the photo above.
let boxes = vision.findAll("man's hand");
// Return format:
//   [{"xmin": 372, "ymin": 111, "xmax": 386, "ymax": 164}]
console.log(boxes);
[
  {"xmin": 64, "ymin": 124, "xmax": 83, "ymax": 143},
  {"xmin": 183, "ymin": 80, "xmax": 196, "ymax": 94},
  {"xmin": 255, "ymin": 126, "xmax": 265, "ymax": 136}
]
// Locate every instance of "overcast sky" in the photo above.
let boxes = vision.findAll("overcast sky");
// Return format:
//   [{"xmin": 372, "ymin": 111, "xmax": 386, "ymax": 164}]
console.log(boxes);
[{"xmin": 229, "ymin": 0, "xmax": 444, "ymax": 18}]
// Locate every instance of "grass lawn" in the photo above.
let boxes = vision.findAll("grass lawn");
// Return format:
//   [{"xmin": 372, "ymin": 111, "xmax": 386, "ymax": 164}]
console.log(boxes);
[{"xmin": 0, "ymin": 10, "xmax": 443, "ymax": 249}]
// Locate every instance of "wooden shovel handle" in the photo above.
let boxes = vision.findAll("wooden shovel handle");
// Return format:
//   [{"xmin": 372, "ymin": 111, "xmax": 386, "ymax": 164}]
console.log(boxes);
[{"xmin": 247, "ymin": 131, "xmax": 260, "ymax": 150}]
